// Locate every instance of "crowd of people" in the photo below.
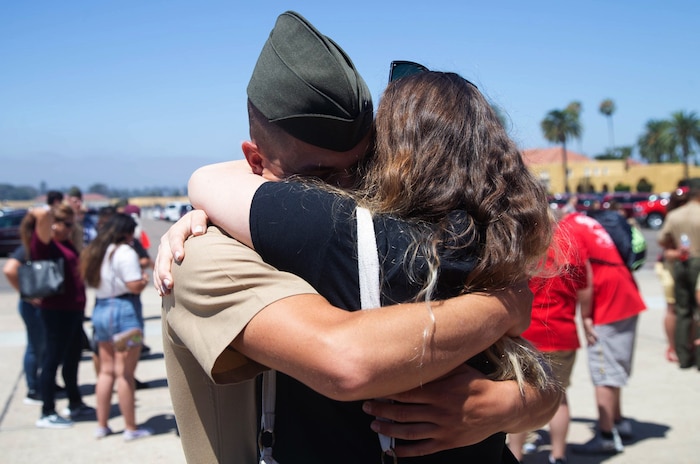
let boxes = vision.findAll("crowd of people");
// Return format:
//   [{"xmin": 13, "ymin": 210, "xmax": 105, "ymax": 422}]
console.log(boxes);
[
  {"xmin": 4, "ymin": 9, "xmax": 699, "ymax": 464},
  {"xmin": 505, "ymin": 183, "xmax": 700, "ymax": 463},
  {"xmin": 2, "ymin": 187, "xmax": 154, "ymax": 441}
]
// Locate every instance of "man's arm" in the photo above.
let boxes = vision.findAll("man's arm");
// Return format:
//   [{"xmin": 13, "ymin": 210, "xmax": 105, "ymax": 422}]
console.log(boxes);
[
  {"xmin": 167, "ymin": 227, "xmax": 532, "ymax": 401},
  {"xmin": 234, "ymin": 289, "xmax": 530, "ymax": 401},
  {"xmin": 362, "ymin": 364, "xmax": 561, "ymax": 457}
]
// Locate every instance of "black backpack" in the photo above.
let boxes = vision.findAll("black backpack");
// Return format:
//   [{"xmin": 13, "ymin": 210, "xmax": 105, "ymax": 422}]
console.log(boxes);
[{"xmin": 588, "ymin": 210, "xmax": 638, "ymax": 270}]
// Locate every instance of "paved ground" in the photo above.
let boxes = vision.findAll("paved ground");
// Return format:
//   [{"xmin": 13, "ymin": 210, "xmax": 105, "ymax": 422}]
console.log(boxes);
[{"xmin": 0, "ymin": 220, "xmax": 698, "ymax": 463}]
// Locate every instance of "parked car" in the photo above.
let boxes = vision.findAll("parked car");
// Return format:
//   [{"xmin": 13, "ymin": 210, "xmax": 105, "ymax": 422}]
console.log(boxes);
[
  {"xmin": 633, "ymin": 194, "xmax": 670, "ymax": 230},
  {"xmin": 601, "ymin": 192, "xmax": 653, "ymax": 218},
  {"xmin": 163, "ymin": 202, "xmax": 193, "ymax": 222},
  {"xmin": 0, "ymin": 208, "xmax": 28, "ymax": 256},
  {"xmin": 633, "ymin": 186, "xmax": 690, "ymax": 230},
  {"xmin": 547, "ymin": 193, "xmax": 602, "ymax": 215}
]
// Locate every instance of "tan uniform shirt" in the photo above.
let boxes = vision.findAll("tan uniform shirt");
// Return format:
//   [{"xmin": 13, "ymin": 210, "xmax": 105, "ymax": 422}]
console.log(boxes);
[
  {"xmin": 659, "ymin": 201, "xmax": 700, "ymax": 257},
  {"xmin": 162, "ymin": 226, "xmax": 317, "ymax": 463}
]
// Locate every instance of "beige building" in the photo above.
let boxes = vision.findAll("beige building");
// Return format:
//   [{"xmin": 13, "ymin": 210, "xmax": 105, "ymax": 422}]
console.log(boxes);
[{"xmin": 523, "ymin": 147, "xmax": 700, "ymax": 194}]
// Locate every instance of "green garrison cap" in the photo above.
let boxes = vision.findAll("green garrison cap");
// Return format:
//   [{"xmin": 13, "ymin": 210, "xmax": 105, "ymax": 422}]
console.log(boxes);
[{"xmin": 247, "ymin": 11, "xmax": 373, "ymax": 152}]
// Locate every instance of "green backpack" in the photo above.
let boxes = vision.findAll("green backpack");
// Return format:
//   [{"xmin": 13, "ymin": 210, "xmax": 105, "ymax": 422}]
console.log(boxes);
[{"xmin": 630, "ymin": 226, "xmax": 647, "ymax": 271}]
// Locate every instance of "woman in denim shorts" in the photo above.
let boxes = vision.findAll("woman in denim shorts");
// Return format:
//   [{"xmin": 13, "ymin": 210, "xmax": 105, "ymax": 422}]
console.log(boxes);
[{"xmin": 80, "ymin": 213, "xmax": 151, "ymax": 441}]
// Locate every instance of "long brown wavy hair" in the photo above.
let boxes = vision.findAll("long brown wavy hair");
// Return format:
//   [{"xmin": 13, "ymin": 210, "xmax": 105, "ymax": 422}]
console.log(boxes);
[
  {"xmin": 357, "ymin": 71, "xmax": 556, "ymax": 390},
  {"xmin": 80, "ymin": 213, "xmax": 136, "ymax": 288}
]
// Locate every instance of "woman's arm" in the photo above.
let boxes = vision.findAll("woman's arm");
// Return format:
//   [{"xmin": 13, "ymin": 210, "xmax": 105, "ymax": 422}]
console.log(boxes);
[
  {"xmin": 125, "ymin": 276, "xmax": 149, "ymax": 294},
  {"xmin": 188, "ymin": 160, "xmax": 266, "ymax": 249},
  {"xmin": 118, "ymin": 245, "xmax": 149, "ymax": 295},
  {"xmin": 30, "ymin": 207, "xmax": 53, "ymax": 245},
  {"xmin": 2, "ymin": 257, "xmax": 21, "ymax": 292}
]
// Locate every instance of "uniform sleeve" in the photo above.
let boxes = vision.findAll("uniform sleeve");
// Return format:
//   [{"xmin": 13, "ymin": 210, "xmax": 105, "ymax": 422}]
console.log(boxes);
[{"xmin": 164, "ymin": 225, "xmax": 318, "ymax": 384}]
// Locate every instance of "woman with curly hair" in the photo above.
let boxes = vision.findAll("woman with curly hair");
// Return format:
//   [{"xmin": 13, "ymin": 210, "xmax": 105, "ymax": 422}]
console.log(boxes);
[{"xmin": 185, "ymin": 70, "xmax": 557, "ymax": 462}]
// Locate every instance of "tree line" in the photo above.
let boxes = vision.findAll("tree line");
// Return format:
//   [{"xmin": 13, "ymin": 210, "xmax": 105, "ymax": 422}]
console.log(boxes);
[
  {"xmin": 0, "ymin": 182, "xmax": 186, "ymax": 201},
  {"xmin": 541, "ymin": 100, "xmax": 700, "ymax": 192}
]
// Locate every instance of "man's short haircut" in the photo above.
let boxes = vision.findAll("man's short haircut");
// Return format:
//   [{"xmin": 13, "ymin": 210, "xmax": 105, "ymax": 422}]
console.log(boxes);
[
  {"xmin": 247, "ymin": 11, "xmax": 373, "ymax": 152},
  {"xmin": 47, "ymin": 190, "xmax": 64, "ymax": 205}
]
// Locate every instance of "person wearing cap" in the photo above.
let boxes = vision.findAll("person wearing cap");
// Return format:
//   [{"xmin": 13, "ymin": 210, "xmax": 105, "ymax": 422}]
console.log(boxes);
[
  {"xmin": 658, "ymin": 177, "xmax": 700, "ymax": 370},
  {"xmin": 158, "ymin": 11, "xmax": 559, "ymax": 463}
]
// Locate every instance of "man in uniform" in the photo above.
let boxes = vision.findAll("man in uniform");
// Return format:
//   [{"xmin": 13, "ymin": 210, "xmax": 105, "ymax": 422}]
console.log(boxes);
[{"xmin": 160, "ymin": 11, "xmax": 559, "ymax": 463}]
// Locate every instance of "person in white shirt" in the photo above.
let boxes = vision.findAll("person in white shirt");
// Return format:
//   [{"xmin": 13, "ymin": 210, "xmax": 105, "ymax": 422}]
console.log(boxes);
[{"xmin": 80, "ymin": 213, "xmax": 152, "ymax": 441}]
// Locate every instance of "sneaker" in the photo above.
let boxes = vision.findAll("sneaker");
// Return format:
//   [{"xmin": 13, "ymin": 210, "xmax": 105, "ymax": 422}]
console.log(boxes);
[
  {"xmin": 123, "ymin": 427, "xmax": 153, "ymax": 441},
  {"xmin": 615, "ymin": 419, "xmax": 633, "ymax": 440},
  {"xmin": 549, "ymin": 456, "xmax": 567, "ymax": 464},
  {"xmin": 62, "ymin": 403, "xmax": 94, "ymax": 418},
  {"xmin": 24, "ymin": 391, "xmax": 43, "ymax": 405},
  {"xmin": 95, "ymin": 426, "xmax": 113, "ymax": 439},
  {"xmin": 573, "ymin": 430, "xmax": 623, "ymax": 454},
  {"xmin": 36, "ymin": 413, "xmax": 73, "ymax": 429},
  {"xmin": 522, "ymin": 431, "xmax": 542, "ymax": 453}
]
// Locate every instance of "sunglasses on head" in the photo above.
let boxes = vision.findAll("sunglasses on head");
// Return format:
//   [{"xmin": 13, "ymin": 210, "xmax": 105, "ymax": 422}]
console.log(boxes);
[
  {"xmin": 388, "ymin": 60, "xmax": 429, "ymax": 83},
  {"xmin": 388, "ymin": 60, "xmax": 479, "ymax": 90}
]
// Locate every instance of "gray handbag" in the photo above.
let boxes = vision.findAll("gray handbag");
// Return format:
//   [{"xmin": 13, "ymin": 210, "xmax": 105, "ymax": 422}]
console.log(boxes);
[{"xmin": 18, "ymin": 258, "xmax": 65, "ymax": 299}]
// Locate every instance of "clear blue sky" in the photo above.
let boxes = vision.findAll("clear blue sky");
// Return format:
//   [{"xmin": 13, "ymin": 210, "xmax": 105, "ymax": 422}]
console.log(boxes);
[{"xmin": 2, "ymin": 0, "xmax": 698, "ymax": 190}]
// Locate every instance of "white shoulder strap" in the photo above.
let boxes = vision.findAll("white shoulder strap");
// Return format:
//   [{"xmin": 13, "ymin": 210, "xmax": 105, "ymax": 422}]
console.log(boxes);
[
  {"xmin": 356, "ymin": 207, "xmax": 395, "ymax": 458},
  {"xmin": 357, "ymin": 206, "xmax": 381, "ymax": 309},
  {"xmin": 258, "ymin": 206, "xmax": 392, "ymax": 464},
  {"xmin": 259, "ymin": 370, "xmax": 279, "ymax": 464}
]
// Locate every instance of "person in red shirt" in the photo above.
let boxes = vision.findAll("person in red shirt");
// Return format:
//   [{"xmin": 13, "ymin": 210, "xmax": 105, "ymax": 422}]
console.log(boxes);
[
  {"xmin": 566, "ymin": 212, "xmax": 647, "ymax": 455},
  {"xmin": 508, "ymin": 210, "xmax": 592, "ymax": 464}
]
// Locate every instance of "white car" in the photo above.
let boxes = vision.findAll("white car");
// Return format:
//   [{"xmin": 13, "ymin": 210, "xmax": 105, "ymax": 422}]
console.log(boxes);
[{"xmin": 163, "ymin": 202, "xmax": 192, "ymax": 222}]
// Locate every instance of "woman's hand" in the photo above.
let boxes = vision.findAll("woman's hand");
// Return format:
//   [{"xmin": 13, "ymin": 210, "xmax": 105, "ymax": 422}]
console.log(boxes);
[{"xmin": 153, "ymin": 209, "xmax": 209, "ymax": 295}]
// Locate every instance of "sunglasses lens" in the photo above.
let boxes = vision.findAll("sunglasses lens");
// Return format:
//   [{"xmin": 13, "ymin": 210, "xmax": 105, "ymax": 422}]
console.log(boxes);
[{"xmin": 389, "ymin": 61, "xmax": 429, "ymax": 83}]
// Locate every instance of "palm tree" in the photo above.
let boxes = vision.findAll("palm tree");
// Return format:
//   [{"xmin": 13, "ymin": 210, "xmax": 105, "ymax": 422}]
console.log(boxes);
[
  {"xmin": 667, "ymin": 111, "xmax": 700, "ymax": 179},
  {"xmin": 599, "ymin": 99, "xmax": 616, "ymax": 153},
  {"xmin": 541, "ymin": 106, "xmax": 582, "ymax": 193},
  {"xmin": 566, "ymin": 101, "xmax": 582, "ymax": 117},
  {"xmin": 637, "ymin": 119, "xmax": 673, "ymax": 163}
]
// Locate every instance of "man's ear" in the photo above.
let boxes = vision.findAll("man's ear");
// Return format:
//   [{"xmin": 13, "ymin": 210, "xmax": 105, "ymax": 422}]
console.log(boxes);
[{"xmin": 242, "ymin": 140, "xmax": 264, "ymax": 176}]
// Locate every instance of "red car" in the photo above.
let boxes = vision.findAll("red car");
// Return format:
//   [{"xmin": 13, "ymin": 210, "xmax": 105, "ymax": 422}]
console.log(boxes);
[
  {"xmin": 633, "ymin": 194, "xmax": 669, "ymax": 230},
  {"xmin": 601, "ymin": 192, "xmax": 653, "ymax": 219},
  {"xmin": 633, "ymin": 187, "xmax": 690, "ymax": 230}
]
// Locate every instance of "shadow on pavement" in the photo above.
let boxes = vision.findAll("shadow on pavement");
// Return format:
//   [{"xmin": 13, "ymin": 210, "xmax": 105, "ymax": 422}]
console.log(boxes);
[
  {"xmin": 521, "ymin": 417, "xmax": 670, "ymax": 464},
  {"xmin": 142, "ymin": 413, "xmax": 178, "ymax": 437}
]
